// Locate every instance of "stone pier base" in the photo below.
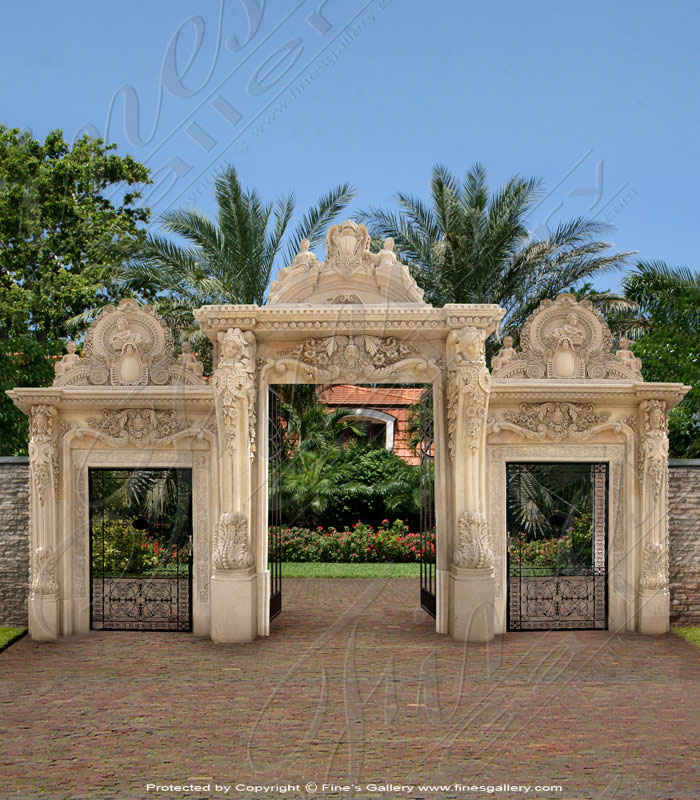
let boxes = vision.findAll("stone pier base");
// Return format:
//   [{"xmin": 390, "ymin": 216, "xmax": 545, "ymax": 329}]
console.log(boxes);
[
  {"xmin": 211, "ymin": 569, "xmax": 257, "ymax": 643},
  {"xmin": 28, "ymin": 594, "xmax": 60, "ymax": 641},
  {"xmin": 448, "ymin": 567, "xmax": 495, "ymax": 642},
  {"xmin": 638, "ymin": 587, "xmax": 670, "ymax": 634}
]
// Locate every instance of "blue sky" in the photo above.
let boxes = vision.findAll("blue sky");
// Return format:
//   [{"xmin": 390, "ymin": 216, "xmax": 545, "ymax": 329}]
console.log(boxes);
[{"xmin": 2, "ymin": 0, "xmax": 698, "ymax": 291}]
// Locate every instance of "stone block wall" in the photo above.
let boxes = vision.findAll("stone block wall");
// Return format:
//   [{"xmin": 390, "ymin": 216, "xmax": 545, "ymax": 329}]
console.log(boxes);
[
  {"xmin": 0, "ymin": 458, "xmax": 30, "ymax": 626},
  {"xmin": 1, "ymin": 458, "xmax": 700, "ymax": 628},
  {"xmin": 669, "ymin": 460, "xmax": 700, "ymax": 625}
]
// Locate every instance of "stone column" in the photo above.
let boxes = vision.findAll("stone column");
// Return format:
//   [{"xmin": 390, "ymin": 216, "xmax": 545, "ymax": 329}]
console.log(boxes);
[
  {"xmin": 27, "ymin": 405, "xmax": 61, "ymax": 641},
  {"xmin": 446, "ymin": 327, "xmax": 495, "ymax": 642},
  {"xmin": 210, "ymin": 328, "xmax": 258, "ymax": 643},
  {"xmin": 637, "ymin": 398, "xmax": 670, "ymax": 634}
]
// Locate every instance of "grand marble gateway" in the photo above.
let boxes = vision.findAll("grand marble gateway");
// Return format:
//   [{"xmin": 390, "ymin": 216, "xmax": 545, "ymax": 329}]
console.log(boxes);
[{"xmin": 8, "ymin": 221, "xmax": 688, "ymax": 643}]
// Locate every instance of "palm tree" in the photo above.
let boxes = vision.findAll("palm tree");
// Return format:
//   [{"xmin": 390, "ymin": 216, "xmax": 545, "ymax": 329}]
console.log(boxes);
[
  {"xmin": 356, "ymin": 163, "xmax": 633, "ymax": 342},
  {"xmin": 623, "ymin": 259, "xmax": 700, "ymax": 334},
  {"xmin": 118, "ymin": 165, "xmax": 355, "ymax": 337}
]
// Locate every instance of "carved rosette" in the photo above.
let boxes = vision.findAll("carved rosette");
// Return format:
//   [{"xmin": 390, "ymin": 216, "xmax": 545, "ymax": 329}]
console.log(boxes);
[
  {"xmin": 212, "ymin": 512, "xmax": 254, "ymax": 570},
  {"xmin": 638, "ymin": 399, "xmax": 668, "ymax": 501},
  {"xmin": 29, "ymin": 405, "xmax": 59, "ymax": 507},
  {"xmin": 446, "ymin": 327, "xmax": 490, "ymax": 458},
  {"xmin": 453, "ymin": 511, "xmax": 494, "ymax": 569},
  {"xmin": 497, "ymin": 402, "xmax": 610, "ymax": 442},
  {"xmin": 31, "ymin": 547, "xmax": 59, "ymax": 595},
  {"xmin": 211, "ymin": 328, "xmax": 257, "ymax": 457},
  {"xmin": 639, "ymin": 542, "xmax": 667, "ymax": 591},
  {"xmin": 86, "ymin": 408, "xmax": 193, "ymax": 444}
]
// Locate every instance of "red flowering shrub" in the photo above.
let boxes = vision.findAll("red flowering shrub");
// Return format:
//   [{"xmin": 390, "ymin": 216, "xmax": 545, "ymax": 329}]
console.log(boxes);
[{"xmin": 270, "ymin": 520, "xmax": 435, "ymax": 563}]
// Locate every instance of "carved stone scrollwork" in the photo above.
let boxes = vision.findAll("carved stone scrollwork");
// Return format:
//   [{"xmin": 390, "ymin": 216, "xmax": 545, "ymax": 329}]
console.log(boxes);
[
  {"xmin": 492, "ymin": 293, "xmax": 642, "ymax": 380},
  {"xmin": 498, "ymin": 402, "xmax": 610, "ymax": 441},
  {"xmin": 446, "ymin": 327, "xmax": 490, "ymax": 458},
  {"xmin": 639, "ymin": 542, "xmax": 666, "ymax": 590},
  {"xmin": 31, "ymin": 547, "xmax": 59, "ymax": 595},
  {"xmin": 212, "ymin": 512, "xmax": 254, "ymax": 570},
  {"xmin": 211, "ymin": 328, "xmax": 256, "ymax": 457},
  {"xmin": 278, "ymin": 334, "xmax": 417, "ymax": 381},
  {"xmin": 453, "ymin": 511, "xmax": 494, "ymax": 569},
  {"xmin": 29, "ymin": 405, "xmax": 59, "ymax": 507},
  {"xmin": 86, "ymin": 408, "xmax": 193, "ymax": 445}
]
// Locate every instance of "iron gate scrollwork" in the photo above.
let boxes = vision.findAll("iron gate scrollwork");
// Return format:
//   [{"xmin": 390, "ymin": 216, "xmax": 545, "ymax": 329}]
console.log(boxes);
[
  {"xmin": 269, "ymin": 386, "xmax": 284, "ymax": 620},
  {"xmin": 507, "ymin": 462, "xmax": 608, "ymax": 631},
  {"xmin": 90, "ymin": 468, "xmax": 193, "ymax": 631},
  {"xmin": 419, "ymin": 386, "xmax": 436, "ymax": 617}
]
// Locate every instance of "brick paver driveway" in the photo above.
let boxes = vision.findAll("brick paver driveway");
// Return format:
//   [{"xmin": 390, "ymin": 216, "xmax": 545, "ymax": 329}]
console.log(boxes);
[{"xmin": 2, "ymin": 578, "xmax": 699, "ymax": 800}]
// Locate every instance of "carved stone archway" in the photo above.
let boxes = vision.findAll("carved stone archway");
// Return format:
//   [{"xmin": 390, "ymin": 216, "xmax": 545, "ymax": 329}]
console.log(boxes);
[{"xmin": 8, "ymin": 225, "xmax": 688, "ymax": 644}]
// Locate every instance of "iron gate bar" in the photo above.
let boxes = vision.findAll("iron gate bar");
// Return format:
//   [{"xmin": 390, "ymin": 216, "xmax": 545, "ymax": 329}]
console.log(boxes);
[
  {"xmin": 89, "ymin": 467, "xmax": 193, "ymax": 632},
  {"xmin": 419, "ymin": 386, "xmax": 436, "ymax": 618},
  {"xmin": 269, "ymin": 386, "xmax": 284, "ymax": 620},
  {"xmin": 506, "ymin": 462, "xmax": 608, "ymax": 632}
]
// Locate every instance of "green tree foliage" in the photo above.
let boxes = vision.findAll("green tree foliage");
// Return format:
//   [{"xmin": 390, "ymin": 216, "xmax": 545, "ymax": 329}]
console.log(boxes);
[
  {"xmin": 357, "ymin": 163, "xmax": 632, "ymax": 349},
  {"xmin": 320, "ymin": 444, "xmax": 421, "ymax": 530},
  {"xmin": 0, "ymin": 126, "xmax": 151, "ymax": 454},
  {"xmin": 120, "ymin": 165, "xmax": 355, "ymax": 342},
  {"xmin": 623, "ymin": 260, "xmax": 700, "ymax": 457}
]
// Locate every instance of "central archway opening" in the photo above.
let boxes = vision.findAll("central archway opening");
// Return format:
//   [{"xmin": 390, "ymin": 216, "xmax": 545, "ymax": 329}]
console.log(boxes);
[{"xmin": 267, "ymin": 382, "xmax": 436, "ymax": 629}]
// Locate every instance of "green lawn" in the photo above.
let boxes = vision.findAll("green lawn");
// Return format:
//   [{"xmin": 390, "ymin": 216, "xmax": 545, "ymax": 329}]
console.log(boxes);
[
  {"xmin": 0, "ymin": 627, "xmax": 27, "ymax": 652},
  {"xmin": 281, "ymin": 562, "xmax": 421, "ymax": 578},
  {"xmin": 672, "ymin": 627, "xmax": 700, "ymax": 649}
]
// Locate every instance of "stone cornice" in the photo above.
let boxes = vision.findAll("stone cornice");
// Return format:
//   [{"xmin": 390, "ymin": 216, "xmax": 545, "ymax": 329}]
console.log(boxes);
[
  {"xmin": 193, "ymin": 303, "xmax": 505, "ymax": 341},
  {"xmin": 490, "ymin": 380, "xmax": 689, "ymax": 408},
  {"xmin": 7, "ymin": 386, "xmax": 214, "ymax": 414}
]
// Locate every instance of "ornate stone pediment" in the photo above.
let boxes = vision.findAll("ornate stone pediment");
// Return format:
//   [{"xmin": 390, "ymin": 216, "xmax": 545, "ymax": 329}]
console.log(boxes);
[
  {"xmin": 267, "ymin": 220, "xmax": 426, "ymax": 306},
  {"xmin": 53, "ymin": 299, "xmax": 206, "ymax": 387},
  {"xmin": 492, "ymin": 294, "xmax": 642, "ymax": 381}
]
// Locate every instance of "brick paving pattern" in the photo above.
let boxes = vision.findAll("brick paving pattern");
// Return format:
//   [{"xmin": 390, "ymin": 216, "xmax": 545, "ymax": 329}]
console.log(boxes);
[{"xmin": 1, "ymin": 578, "xmax": 699, "ymax": 800}]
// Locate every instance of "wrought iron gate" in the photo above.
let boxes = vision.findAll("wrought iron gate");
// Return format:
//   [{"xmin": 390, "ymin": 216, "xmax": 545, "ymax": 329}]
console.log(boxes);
[
  {"xmin": 268, "ymin": 386, "xmax": 284, "ymax": 620},
  {"xmin": 418, "ymin": 386, "xmax": 436, "ymax": 617},
  {"xmin": 507, "ymin": 462, "xmax": 608, "ymax": 631},
  {"xmin": 90, "ymin": 468, "xmax": 192, "ymax": 631}
]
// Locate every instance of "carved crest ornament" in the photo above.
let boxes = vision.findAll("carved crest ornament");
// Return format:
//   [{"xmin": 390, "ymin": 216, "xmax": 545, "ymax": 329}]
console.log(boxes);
[{"xmin": 267, "ymin": 221, "xmax": 426, "ymax": 305}]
